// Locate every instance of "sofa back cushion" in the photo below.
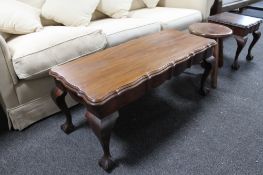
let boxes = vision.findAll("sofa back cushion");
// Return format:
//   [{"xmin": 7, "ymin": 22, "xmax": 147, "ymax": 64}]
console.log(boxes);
[
  {"xmin": 142, "ymin": 0, "xmax": 160, "ymax": 8},
  {"xmin": 0, "ymin": 0, "xmax": 43, "ymax": 34},
  {"xmin": 131, "ymin": 0, "xmax": 146, "ymax": 10},
  {"xmin": 17, "ymin": 0, "xmax": 60, "ymax": 26},
  {"xmin": 41, "ymin": 0, "xmax": 100, "ymax": 26},
  {"xmin": 91, "ymin": 11, "xmax": 108, "ymax": 21},
  {"xmin": 158, "ymin": 0, "xmax": 214, "ymax": 20},
  {"xmin": 93, "ymin": 0, "xmax": 146, "ymax": 20},
  {"xmin": 97, "ymin": 0, "xmax": 133, "ymax": 18},
  {"xmin": 17, "ymin": 0, "xmax": 45, "ymax": 8}
]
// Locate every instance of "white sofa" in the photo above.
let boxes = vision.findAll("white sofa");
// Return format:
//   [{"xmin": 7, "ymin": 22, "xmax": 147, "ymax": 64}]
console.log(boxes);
[{"xmin": 0, "ymin": 0, "xmax": 215, "ymax": 130}]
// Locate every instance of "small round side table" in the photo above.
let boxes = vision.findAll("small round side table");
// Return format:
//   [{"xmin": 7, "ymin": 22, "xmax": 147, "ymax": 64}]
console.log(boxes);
[{"xmin": 189, "ymin": 23, "xmax": 232, "ymax": 88}]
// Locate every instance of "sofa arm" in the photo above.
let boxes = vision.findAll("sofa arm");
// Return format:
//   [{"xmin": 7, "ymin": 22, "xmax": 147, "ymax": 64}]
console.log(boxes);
[
  {"xmin": 158, "ymin": 0, "xmax": 215, "ymax": 20},
  {"xmin": 0, "ymin": 35, "xmax": 19, "ymax": 110}
]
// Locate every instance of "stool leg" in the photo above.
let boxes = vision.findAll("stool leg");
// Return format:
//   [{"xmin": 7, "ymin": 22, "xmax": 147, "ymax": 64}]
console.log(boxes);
[
  {"xmin": 211, "ymin": 38, "xmax": 219, "ymax": 88},
  {"xmin": 246, "ymin": 31, "xmax": 261, "ymax": 61},
  {"xmin": 218, "ymin": 39, "xmax": 224, "ymax": 68},
  {"xmin": 232, "ymin": 35, "xmax": 248, "ymax": 70}
]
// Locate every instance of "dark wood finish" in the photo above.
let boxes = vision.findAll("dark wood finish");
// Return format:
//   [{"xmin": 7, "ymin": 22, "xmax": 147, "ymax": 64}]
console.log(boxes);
[
  {"xmin": 85, "ymin": 111, "xmax": 119, "ymax": 172},
  {"xmin": 219, "ymin": 38, "xmax": 224, "ymax": 67},
  {"xmin": 212, "ymin": 38, "xmax": 220, "ymax": 88},
  {"xmin": 188, "ymin": 23, "xmax": 233, "ymax": 38},
  {"xmin": 232, "ymin": 35, "xmax": 248, "ymax": 70},
  {"xmin": 247, "ymin": 30, "xmax": 261, "ymax": 60},
  {"xmin": 189, "ymin": 23, "xmax": 232, "ymax": 88},
  {"xmin": 208, "ymin": 12, "xmax": 262, "ymax": 70},
  {"xmin": 51, "ymin": 85, "xmax": 75, "ymax": 134},
  {"xmin": 50, "ymin": 30, "xmax": 216, "ymax": 172},
  {"xmin": 200, "ymin": 56, "xmax": 215, "ymax": 96}
]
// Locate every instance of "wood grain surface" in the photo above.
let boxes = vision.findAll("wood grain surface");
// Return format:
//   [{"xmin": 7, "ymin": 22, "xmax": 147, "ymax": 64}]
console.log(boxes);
[{"xmin": 50, "ymin": 30, "xmax": 216, "ymax": 106}]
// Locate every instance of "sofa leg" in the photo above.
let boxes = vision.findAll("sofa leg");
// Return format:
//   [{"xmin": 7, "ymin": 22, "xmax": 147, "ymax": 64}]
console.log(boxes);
[{"xmin": 51, "ymin": 87, "xmax": 75, "ymax": 134}]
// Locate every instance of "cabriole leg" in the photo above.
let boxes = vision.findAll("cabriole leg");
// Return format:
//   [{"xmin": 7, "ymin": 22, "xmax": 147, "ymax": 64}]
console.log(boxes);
[
  {"xmin": 86, "ymin": 111, "xmax": 119, "ymax": 172},
  {"xmin": 51, "ymin": 86, "xmax": 75, "ymax": 134},
  {"xmin": 200, "ymin": 56, "xmax": 215, "ymax": 96},
  {"xmin": 232, "ymin": 35, "xmax": 248, "ymax": 70},
  {"xmin": 246, "ymin": 31, "xmax": 261, "ymax": 61}
]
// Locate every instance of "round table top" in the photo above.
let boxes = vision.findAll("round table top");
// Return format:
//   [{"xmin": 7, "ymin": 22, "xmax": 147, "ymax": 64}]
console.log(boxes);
[{"xmin": 189, "ymin": 23, "xmax": 233, "ymax": 39}]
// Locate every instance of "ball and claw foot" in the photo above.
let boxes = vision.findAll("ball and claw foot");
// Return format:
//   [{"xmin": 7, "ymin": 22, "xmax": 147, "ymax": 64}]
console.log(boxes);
[
  {"xmin": 199, "ymin": 87, "xmax": 210, "ymax": 96},
  {"xmin": 246, "ymin": 54, "xmax": 254, "ymax": 61},
  {"xmin": 61, "ymin": 123, "xmax": 75, "ymax": 134},
  {"xmin": 99, "ymin": 156, "xmax": 116, "ymax": 172},
  {"xmin": 231, "ymin": 62, "xmax": 240, "ymax": 70}
]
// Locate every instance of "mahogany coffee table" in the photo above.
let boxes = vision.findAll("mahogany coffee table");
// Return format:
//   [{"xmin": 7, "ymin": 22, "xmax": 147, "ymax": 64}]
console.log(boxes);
[
  {"xmin": 49, "ymin": 30, "xmax": 216, "ymax": 172},
  {"xmin": 189, "ymin": 22, "xmax": 233, "ymax": 88},
  {"xmin": 208, "ymin": 12, "xmax": 262, "ymax": 70}
]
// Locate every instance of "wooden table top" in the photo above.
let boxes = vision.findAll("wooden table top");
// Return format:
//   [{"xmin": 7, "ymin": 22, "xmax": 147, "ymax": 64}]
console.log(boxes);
[
  {"xmin": 50, "ymin": 30, "xmax": 216, "ymax": 105},
  {"xmin": 189, "ymin": 23, "xmax": 233, "ymax": 38},
  {"xmin": 208, "ymin": 12, "xmax": 263, "ymax": 29}
]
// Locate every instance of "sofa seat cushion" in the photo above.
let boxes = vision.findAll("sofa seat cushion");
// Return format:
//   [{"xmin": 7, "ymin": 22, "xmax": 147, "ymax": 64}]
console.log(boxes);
[
  {"xmin": 128, "ymin": 7, "xmax": 202, "ymax": 30},
  {"xmin": 89, "ymin": 18, "xmax": 161, "ymax": 47},
  {"xmin": 8, "ymin": 26, "xmax": 107, "ymax": 80}
]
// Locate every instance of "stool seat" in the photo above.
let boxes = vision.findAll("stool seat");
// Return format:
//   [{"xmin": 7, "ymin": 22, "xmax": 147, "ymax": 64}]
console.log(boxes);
[
  {"xmin": 189, "ymin": 23, "xmax": 233, "ymax": 39},
  {"xmin": 189, "ymin": 22, "xmax": 232, "ymax": 89}
]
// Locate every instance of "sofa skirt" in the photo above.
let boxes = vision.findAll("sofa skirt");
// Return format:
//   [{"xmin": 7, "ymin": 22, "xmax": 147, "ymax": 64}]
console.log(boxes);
[{"xmin": 7, "ymin": 94, "xmax": 77, "ymax": 131}]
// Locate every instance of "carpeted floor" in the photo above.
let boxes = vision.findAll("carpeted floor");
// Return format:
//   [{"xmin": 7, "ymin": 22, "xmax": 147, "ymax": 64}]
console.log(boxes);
[{"xmin": 1, "ymin": 14, "xmax": 263, "ymax": 175}]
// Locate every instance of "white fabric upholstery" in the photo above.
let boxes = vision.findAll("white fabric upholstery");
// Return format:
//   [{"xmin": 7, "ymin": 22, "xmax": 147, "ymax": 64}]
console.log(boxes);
[
  {"xmin": 131, "ymin": 0, "xmax": 147, "ymax": 10},
  {"xmin": 42, "ymin": 0, "xmax": 100, "ymax": 26},
  {"xmin": 0, "ymin": 32, "xmax": 10, "ymax": 40},
  {"xmin": 10, "ymin": 76, "xmax": 77, "ymax": 130},
  {"xmin": 143, "ymin": 0, "xmax": 160, "ymax": 8},
  {"xmin": 8, "ymin": 26, "xmax": 107, "ymax": 79},
  {"xmin": 158, "ymin": 0, "xmax": 215, "ymax": 20},
  {"xmin": 15, "ymin": 77, "xmax": 54, "ymax": 104},
  {"xmin": 0, "ymin": 35, "xmax": 19, "ymax": 109},
  {"xmin": 92, "ymin": 11, "xmax": 108, "ymax": 21},
  {"xmin": 17, "ymin": 0, "xmax": 59, "ymax": 26},
  {"xmin": 17, "ymin": 0, "xmax": 46, "ymax": 8},
  {"xmin": 0, "ymin": 35, "xmax": 19, "ymax": 86},
  {"xmin": 129, "ymin": 7, "xmax": 202, "ymax": 30},
  {"xmin": 89, "ymin": 18, "xmax": 161, "ymax": 47},
  {"xmin": 97, "ymin": 0, "xmax": 133, "ymax": 18},
  {"xmin": 0, "ymin": 0, "xmax": 43, "ymax": 34}
]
